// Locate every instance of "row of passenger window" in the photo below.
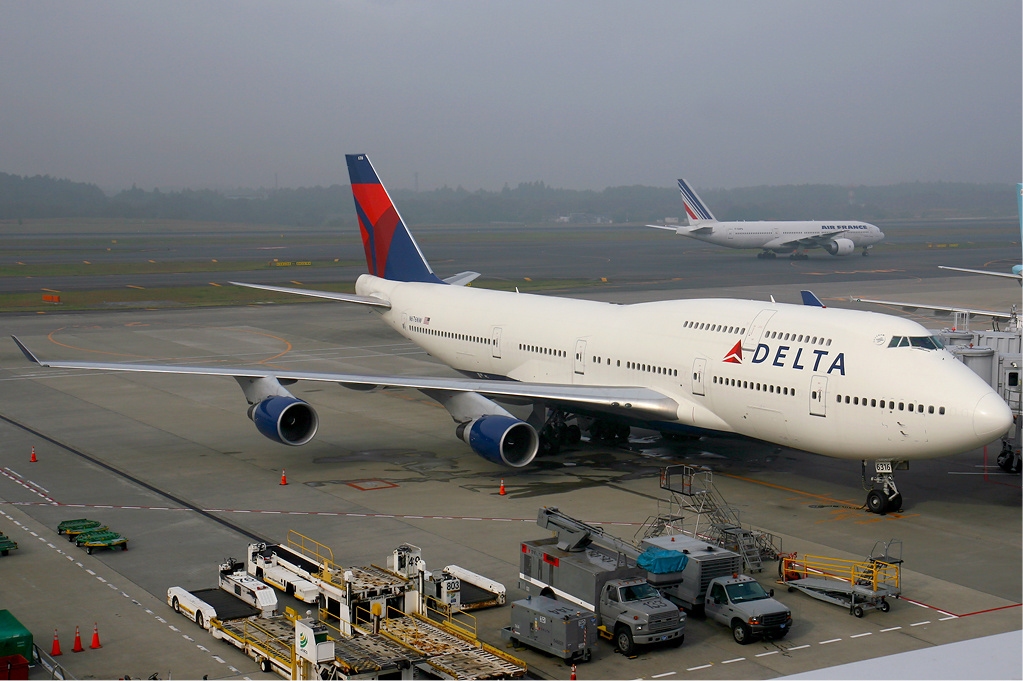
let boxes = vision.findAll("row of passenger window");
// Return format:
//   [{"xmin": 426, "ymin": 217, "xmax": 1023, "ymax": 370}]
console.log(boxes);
[
  {"xmin": 684, "ymin": 320, "xmax": 746, "ymax": 335},
  {"xmin": 625, "ymin": 360, "xmax": 677, "ymax": 376},
  {"xmin": 836, "ymin": 394, "xmax": 946, "ymax": 415},
  {"xmin": 713, "ymin": 374, "xmax": 797, "ymax": 397},
  {"xmin": 521, "ymin": 343, "xmax": 566, "ymax": 358},
  {"xmin": 410, "ymin": 325, "xmax": 493, "ymax": 345},
  {"xmin": 764, "ymin": 329, "xmax": 832, "ymax": 346}
]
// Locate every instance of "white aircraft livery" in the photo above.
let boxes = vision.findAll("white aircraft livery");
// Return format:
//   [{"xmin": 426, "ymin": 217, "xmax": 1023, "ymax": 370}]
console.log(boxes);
[
  {"xmin": 12, "ymin": 155, "xmax": 1011, "ymax": 515},
  {"xmin": 648, "ymin": 179, "xmax": 885, "ymax": 259}
]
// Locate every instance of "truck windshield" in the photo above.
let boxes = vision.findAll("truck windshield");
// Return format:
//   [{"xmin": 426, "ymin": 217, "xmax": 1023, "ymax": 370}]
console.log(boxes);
[
  {"xmin": 620, "ymin": 583, "xmax": 659, "ymax": 602},
  {"xmin": 725, "ymin": 581, "xmax": 770, "ymax": 604}
]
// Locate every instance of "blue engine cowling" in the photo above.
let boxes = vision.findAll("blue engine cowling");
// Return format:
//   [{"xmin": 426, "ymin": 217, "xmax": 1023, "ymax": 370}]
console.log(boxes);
[
  {"xmin": 249, "ymin": 396, "xmax": 319, "ymax": 446},
  {"xmin": 456, "ymin": 415, "xmax": 538, "ymax": 467},
  {"xmin": 824, "ymin": 237, "xmax": 855, "ymax": 256}
]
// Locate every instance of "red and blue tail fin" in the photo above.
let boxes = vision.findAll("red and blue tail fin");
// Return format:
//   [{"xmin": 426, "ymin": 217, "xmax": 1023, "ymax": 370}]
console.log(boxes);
[{"xmin": 346, "ymin": 154, "xmax": 443, "ymax": 284}]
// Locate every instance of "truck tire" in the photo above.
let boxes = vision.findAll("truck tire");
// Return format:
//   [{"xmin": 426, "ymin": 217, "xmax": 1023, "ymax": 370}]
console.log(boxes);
[
  {"xmin": 195, "ymin": 612, "xmax": 204, "ymax": 629},
  {"xmin": 880, "ymin": 600, "xmax": 891, "ymax": 613},
  {"xmin": 615, "ymin": 626, "xmax": 636, "ymax": 656},
  {"xmin": 853, "ymin": 605, "xmax": 864, "ymax": 618},
  {"xmin": 172, "ymin": 596, "xmax": 180, "ymax": 613},
  {"xmin": 581, "ymin": 648, "xmax": 592, "ymax": 662},
  {"xmin": 732, "ymin": 620, "xmax": 752, "ymax": 645},
  {"xmin": 670, "ymin": 634, "xmax": 684, "ymax": 647}
]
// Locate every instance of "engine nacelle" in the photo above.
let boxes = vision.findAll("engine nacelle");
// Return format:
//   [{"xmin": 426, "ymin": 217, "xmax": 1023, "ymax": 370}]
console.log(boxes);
[
  {"xmin": 249, "ymin": 396, "xmax": 319, "ymax": 446},
  {"xmin": 456, "ymin": 415, "xmax": 539, "ymax": 468},
  {"xmin": 824, "ymin": 237, "xmax": 855, "ymax": 256}
]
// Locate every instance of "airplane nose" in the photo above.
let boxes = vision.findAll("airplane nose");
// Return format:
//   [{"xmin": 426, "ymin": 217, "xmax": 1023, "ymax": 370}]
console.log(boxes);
[{"xmin": 973, "ymin": 392, "xmax": 1013, "ymax": 441}]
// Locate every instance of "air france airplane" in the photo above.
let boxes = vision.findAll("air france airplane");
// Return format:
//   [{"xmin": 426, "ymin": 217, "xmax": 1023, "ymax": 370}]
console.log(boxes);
[
  {"xmin": 12, "ymin": 155, "xmax": 1011, "ymax": 515},
  {"xmin": 648, "ymin": 179, "xmax": 885, "ymax": 259}
]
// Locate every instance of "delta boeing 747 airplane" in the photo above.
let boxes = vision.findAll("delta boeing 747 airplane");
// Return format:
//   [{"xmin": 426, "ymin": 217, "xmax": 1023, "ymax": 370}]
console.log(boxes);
[
  {"xmin": 648, "ymin": 179, "xmax": 885, "ymax": 259},
  {"xmin": 12, "ymin": 155, "xmax": 1011, "ymax": 514}
]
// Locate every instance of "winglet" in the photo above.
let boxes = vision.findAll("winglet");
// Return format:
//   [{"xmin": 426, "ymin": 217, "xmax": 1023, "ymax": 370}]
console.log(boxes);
[
  {"xmin": 800, "ymin": 290, "xmax": 826, "ymax": 308},
  {"xmin": 11, "ymin": 336, "xmax": 41, "ymax": 365}
]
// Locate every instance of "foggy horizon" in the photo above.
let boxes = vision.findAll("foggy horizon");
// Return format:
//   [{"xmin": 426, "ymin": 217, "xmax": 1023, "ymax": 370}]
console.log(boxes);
[{"xmin": 2, "ymin": 1, "xmax": 1020, "ymax": 193}]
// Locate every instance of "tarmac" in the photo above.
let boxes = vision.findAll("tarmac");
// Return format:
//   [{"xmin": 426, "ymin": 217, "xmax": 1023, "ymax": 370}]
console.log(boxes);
[{"xmin": 0, "ymin": 223, "xmax": 1019, "ymax": 680}]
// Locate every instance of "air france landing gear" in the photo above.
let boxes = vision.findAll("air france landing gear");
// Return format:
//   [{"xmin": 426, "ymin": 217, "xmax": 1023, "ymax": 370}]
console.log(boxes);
[
  {"xmin": 788, "ymin": 251, "xmax": 809, "ymax": 260},
  {"xmin": 757, "ymin": 251, "xmax": 777, "ymax": 259},
  {"xmin": 862, "ymin": 459, "xmax": 907, "ymax": 514}
]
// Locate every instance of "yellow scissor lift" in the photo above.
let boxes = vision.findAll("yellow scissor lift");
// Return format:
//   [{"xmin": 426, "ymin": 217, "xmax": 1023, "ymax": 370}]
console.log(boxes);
[{"xmin": 779, "ymin": 539, "xmax": 902, "ymax": 618}]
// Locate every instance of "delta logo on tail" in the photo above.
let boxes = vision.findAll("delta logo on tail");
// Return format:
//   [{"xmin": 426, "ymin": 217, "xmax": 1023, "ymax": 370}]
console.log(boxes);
[{"xmin": 723, "ymin": 341, "xmax": 742, "ymax": 364}]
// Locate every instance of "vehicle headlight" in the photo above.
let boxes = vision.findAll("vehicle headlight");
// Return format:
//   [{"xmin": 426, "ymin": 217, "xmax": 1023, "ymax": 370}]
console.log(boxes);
[{"xmin": 748, "ymin": 616, "xmax": 761, "ymax": 625}]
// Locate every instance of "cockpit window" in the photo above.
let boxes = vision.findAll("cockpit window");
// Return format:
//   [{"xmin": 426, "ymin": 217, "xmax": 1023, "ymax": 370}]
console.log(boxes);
[{"xmin": 888, "ymin": 336, "xmax": 943, "ymax": 350}]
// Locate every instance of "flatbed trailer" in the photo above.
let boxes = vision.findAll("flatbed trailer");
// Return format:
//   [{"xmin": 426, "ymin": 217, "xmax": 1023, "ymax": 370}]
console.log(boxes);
[
  {"xmin": 58, "ymin": 519, "xmax": 106, "ymax": 541},
  {"xmin": 78, "ymin": 531, "xmax": 128, "ymax": 553},
  {"xmin": 780, "ymin": 548, "xmax": 901, "ymax": 617},
  {"xmin": 379, "ymin": 612, "xmax": 526, "ymax": 679},
  {"xmin": 0, "ymin": 533, "xmax": 18, "ymax": 556}
]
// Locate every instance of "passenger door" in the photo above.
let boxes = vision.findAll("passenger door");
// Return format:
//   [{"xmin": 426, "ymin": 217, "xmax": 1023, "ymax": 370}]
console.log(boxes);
[
  {"xmin": 809, "ymin": 375, "xmax": 827, "ymax": 417},
  {"xmin": 574, "ymin": 340, "xmax": 587, "ymax": 378},
  {"xmin": 692, "ymin": 357, "xmax": 707, "ymax": 396},
  {"xmin": 704, "ymin": 583, "xmax": 729, "ymax": 625}
]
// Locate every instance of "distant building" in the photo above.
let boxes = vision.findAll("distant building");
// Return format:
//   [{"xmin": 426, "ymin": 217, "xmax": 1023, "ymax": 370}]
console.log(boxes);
[{"xmin": 556, "ymin": 213, "xmax": 613, "ymax": 224}]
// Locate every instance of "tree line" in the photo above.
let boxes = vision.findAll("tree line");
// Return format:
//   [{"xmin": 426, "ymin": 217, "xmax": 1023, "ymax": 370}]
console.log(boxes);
[{"xmin": 0, "ymin": 171, "xmax": 1014, "ymax": 226}]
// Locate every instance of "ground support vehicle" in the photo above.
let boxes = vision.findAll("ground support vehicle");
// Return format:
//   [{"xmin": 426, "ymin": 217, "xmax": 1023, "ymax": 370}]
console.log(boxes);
[
  {"xmin": 779, "ymin": 542, "xmax": 901, "ymax": 617},
  {"xmin": 0, "ymin": 533, "xmax": 18, "ymax": 556},
  {"xmin": 57, "ymin": 519, "xmax": 105, "ymax": 542},
  {"xmin": 220, "ymin": 559, "xmax": 279, "ymax": 617},
  {"xmin": 703, "ymin": 574, "xmax": 792, "ymax": 644},
  {"xmin": 167, "ymin": 587, "xmax": 259, "ymax": 629},
  {"xmin": 248, "ymin": 543, "xmax": 320, "ymax": 603},
  {"xmin": 75, "ymin": 529, "xmax": 128, "ymax": 553},
  {"xmin": 640, "ymin": 533, "xmax": 744, "ymax": 612},
  {"xmin": 518, "ymin": 508, "xmax": 685, "ymax": 656},
  {"xmin": 501, "ymin": 595, "xmax": 596, "ymax": 663}
]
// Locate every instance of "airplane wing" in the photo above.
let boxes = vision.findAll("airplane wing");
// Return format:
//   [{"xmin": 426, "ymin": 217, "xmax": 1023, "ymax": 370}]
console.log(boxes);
[
  {"xmin": 849, "ymin": 297, "xmax": 1013, "ymax": 321},
  {"xmin": 443, "ymin": 271, "xmax": 481, "ymax": 286},
  {"xmin": 645, "ymin": 224, "xmax": 714, "ymax": 236},
  {"xmin": 230, "ymin": 281, "xmax": 391, "ymax": 308},
  {"xmin": 11, "ymin": 336, "xmax": 680, "ymax": 422},
  {"xmin": 765, "ymin": 230, "xmax": 858, "ymax": 250},
  {"xmin": 937, "ymin": 266, "xmax": 1023, "ymax": 282}
]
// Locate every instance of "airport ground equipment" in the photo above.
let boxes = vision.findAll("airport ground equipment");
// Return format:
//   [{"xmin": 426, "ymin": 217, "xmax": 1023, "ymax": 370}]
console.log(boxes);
[
  {"xmin": 0, "ymin": 532, "xmax": 18, "ymax": 556},
  {"xmin": 519, "ymin": 507, "xmax": 685, "ymax": 655},
  {"xmin": 167, "ymin": 587, "xmax": 259, "ymax": 629},
  {"xmin": 0, "ymin": 611, "xmax": 32, "ymax": 663},
  {"xmin": 76, "ymin": 530, "xmax": 128, "ymax": 553},
  {"xmin": 640, "ymin": 465, "xmax": 781, "ymax": 572},
  {"xmin": 248, "ymin": 543, "xmax": 320, "ymax": 603},
  {"xmin": 501, "ymin": 595, "xmax": 597, "ymax": 663},
  {"xmin": 779, "ymin": 540, "xmax": 902, "ymax": 617},
  {"xmin": 220, "ymin": 558, "xmax": 279, "ymax": 618},
  {"xmin": 703, "ymin": 574, "xmax": 792, "ymax": 644},
  {"xmin": 57, "ymin": 518, "xmax": 106, "ymax": 541}
]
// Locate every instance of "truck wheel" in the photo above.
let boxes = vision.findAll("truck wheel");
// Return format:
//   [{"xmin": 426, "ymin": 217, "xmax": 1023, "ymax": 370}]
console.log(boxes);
[
  {"xmin": 171, "ymin": 596, "xmax": 180, "ymax": 612},
  {"xmin": 581, "ymin": 648, "xmax": 592, "ymax": 662},
  {"xmin": 195, "ymin": 612, "xmax": 204, "ymax": 629},
  {"xmin": 670, "ymin": 634, "xmax": 684, "ymax": 647},
  {"xmin": 732, "ymin": 620, "xmax": 752, "ymax": 645},
  {"xmin": 615, "ymin": 626, "xmax": 636, "ymax": 655},
  {"xmin": 880, "ymin": 600, "xmax": 891, "ymax": 613},
  {"xmin": 853, "ymin": 605, "xmax": 865, "ymax": 618}
]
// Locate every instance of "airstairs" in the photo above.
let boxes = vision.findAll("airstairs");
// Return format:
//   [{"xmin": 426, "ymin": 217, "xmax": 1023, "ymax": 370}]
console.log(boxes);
[{"xmin": 638, "ymin": 465, "xmax": 781, "ymax": 573}]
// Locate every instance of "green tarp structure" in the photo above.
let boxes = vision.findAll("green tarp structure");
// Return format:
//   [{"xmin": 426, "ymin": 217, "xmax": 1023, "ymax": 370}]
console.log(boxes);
[{"xmin": 0, "ymin": 611, "xmax": 32, "ymax": 660}]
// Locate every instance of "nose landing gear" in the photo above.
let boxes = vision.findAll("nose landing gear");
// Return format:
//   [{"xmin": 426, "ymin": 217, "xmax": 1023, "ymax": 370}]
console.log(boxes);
[{"xmin": 862, "ymin": 459, "xmax": 907, "ymax": 514}]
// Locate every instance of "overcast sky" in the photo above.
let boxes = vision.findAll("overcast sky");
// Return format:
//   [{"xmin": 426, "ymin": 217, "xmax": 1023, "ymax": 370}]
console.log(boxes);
[{"xmin": 1, "ymin": 1, "xmax": 1020, "ymax": 192}]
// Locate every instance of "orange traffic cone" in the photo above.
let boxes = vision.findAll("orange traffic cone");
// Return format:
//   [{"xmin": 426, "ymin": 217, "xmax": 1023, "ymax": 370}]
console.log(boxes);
[
  {"xmin": 90, "ymin": 622, "xmax": 102, "ymax": 649},
  {"xmin": 30, "ymin": 446, "xmax": 37, "ymax": 463},
  {"xmin": 71, "ymin": 626, "xmax": 84, "ymax": 653},
  {"xmin": 570, "ymin": 663, "xmax": 577, "ymax": 680},
  {"xmin": 499, "ymin": 479, "xmax": 506, "ymax": 496},
  {"xmin": 279, "ymin": 470, "xmax": 288, "ymax": 486},
  {"xmin": 50, "ymin": 629, "xmax": 62, "ymax": 656}
]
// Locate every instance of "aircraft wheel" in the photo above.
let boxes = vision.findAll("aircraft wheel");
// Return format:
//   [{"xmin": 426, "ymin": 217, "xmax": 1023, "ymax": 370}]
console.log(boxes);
[
  {"xmin": 866, "ymin": 490, "xmax": 888, "ymax": 514},
  {"xmin": 566, "ymin": 424, "xmax": 581, "ymax": 444},
  {"xmin": 887, "ymin": 494, "xmax": 903, "ymax": 512}
]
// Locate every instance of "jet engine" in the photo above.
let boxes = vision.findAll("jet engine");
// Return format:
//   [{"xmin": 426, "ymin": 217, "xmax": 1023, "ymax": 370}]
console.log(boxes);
[
  {"xmin": 248, "ymin": 396, "xmax": 319, "ymax": 446},
  {"xmin": 455, "ymin": 415, "xmax": 539, "ymax": 467},
  {"xmin": 824, "ymin": 237, "xmax": 855, "ymax": 256}
]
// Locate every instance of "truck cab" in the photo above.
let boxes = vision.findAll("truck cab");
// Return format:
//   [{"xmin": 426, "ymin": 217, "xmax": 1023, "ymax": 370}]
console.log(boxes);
[
  {"xmin": 600, "ymin": 578, "xmax": 685, "ymax": 655},
  {"xmin": 704, "ymin": 575, "xmax": 791, "ymax": 644}
]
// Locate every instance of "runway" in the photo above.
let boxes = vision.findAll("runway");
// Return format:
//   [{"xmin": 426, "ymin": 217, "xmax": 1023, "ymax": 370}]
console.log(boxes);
[{"xmin": 0, "ymin": 221, "xmax": 1019, "ymax": 679}]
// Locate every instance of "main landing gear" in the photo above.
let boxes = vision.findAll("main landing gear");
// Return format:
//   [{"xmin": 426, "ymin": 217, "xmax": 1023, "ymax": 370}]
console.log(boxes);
[
  {"xmin": 996, "ymin": 441, "xmax": 1021, "ymax": 474},
  {"xmin": 862, "ymin": 459, "xmax": 907, "ymax": 514},
  {"xmin": 788, "ymin": 251, "xmax": 810, "ymax": 260},
  {"xmin": 535, "ymin": 408, "xmax": 581, "ymax": 456},
  {"xmin": 756, "ymin": 251, "xmax": 777, "ymax": 259}
]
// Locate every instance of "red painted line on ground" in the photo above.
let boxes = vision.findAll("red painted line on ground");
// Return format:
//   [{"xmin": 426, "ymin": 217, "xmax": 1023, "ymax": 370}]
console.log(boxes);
[{"xmin": 897, "ymin": 595, "xmax": 1021, "ymax": 618}]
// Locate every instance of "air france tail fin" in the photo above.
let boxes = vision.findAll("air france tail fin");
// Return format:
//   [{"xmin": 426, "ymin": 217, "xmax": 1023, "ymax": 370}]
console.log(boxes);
[
  {"xmin": 677, "ymin": 179, "xmax": 717, "ymax": 224},
  {"xmin": 346, "ymin": 154, "xmax": 444, "ymax": 284}
]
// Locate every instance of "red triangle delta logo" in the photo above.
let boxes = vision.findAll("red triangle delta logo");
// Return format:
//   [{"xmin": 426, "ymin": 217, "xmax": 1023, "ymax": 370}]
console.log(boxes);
[{"xmin": 723, "ymin": 341, "xmax": 742, "ymax": 364}]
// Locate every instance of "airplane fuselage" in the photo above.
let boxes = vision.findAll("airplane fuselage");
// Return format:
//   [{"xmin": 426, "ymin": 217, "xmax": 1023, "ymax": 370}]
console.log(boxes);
[
  {"xmin": 684, "ymin": 221, "xmax": 884, "ymax": 253},
  {"xmin": 357, "ymin": 274, "xmax": 1008, "ymax": 461}
]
